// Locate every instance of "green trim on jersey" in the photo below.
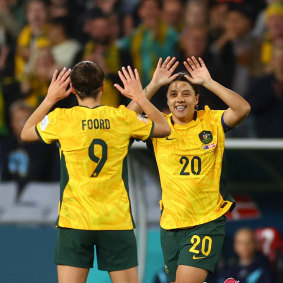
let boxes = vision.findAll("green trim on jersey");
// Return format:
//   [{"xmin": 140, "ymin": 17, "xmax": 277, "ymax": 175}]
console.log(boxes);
[
  {"xmin": 79, "ymin": 105, "xmax": 104, "ymax": 109},
  {"xmin": 147, "ymin": 121, "xmax": 155, "ymax": 140},
  {"xmin": 219, "ymin": 153, "xmax": 235, "ymax": 211},
  {"xmin": 122, "ymin": 138, "xmax": 135, "ymax": 228},
  {"xmin": 35, "ymin": 126, "xmax": 45, "ymax": 144},
  {"xmin": 56, "ymin": 150, "xmax": 69, "ymax": 226}
]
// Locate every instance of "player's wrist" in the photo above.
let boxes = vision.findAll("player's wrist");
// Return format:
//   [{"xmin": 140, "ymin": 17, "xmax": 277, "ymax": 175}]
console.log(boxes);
[
  {"xmin": 134, "ymin": 93, "xmax": 148, "ymax": 105},
  {"xmin": 43, "ymin": 96, "xmax": 57, "ymax": 107},
  {"xmin": 202, "ymin": 78, "xmax": 215, "ymax": 89}
]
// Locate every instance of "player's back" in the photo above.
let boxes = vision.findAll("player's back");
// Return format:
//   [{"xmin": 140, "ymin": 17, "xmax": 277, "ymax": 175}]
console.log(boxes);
[{"xmin": 36, "ymin": 104, "xmax": 153, "ymax": 230}]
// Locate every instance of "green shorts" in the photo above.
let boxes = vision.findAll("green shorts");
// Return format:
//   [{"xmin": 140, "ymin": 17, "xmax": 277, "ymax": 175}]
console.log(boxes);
[
  {"xmin": 161, "ymin": 215, "xmax": 226, "ymax": 282},
  {"xmin": 54, "ymin": 228, "xmax": 138, "ymax": 272}
]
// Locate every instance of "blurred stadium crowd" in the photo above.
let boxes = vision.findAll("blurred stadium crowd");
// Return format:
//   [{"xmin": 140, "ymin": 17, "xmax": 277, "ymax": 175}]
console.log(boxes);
[{"xmin": 1, "ymin": 0, "xmax": 283, "ymax": 192}]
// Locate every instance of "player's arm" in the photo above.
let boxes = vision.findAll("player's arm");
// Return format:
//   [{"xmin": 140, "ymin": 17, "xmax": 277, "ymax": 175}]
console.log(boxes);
[
  {"xmin": 21, "ymin": 68, "xmax": 72, "ymax": 141},
  {"xmin": 184, "ymin": 56, "xmax": 251, "ymax": 128},
  {"xmin": 114, "ymin": 66, "xmax": 171, "ymax": 138},
  {"xmin": 127, "ymin": 56, "xmax": 179, "ymax": 114}
]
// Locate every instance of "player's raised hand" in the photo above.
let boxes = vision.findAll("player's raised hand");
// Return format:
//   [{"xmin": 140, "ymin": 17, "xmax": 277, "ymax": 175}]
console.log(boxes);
[
  {"xmin": 183, "ymin": 57, "xmax": 212, "ymax": 86},
  {"xmin": 46, "ymin": 67, "xmax": 72, "ymax": 103},
  {"xmin": 151, "ymin": 56, "xmax": 179, "ymax": 87},
  {"xmin": 114, "ymin": 66, "xmax": 144, "ymax": 101}
]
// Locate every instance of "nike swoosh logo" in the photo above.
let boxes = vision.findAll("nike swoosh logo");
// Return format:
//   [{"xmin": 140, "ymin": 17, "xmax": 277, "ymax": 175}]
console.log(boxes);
[
  {"xmin": 193, "ymin": 255, "xmax": 206, "ymax": 259},
  {"xmin": 166, "ymin": 137, "xmax": 176, "ymax": 140}
]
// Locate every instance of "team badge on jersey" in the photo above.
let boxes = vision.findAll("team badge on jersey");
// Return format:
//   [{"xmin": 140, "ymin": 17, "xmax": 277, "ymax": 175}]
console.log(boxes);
[
  {"xmin": 199, "ymin": 130, "xmax": 213, "ymax": 144},
  {"xmin": 137, "ymin": 114, "xmax": 148, "ymax": 123}
]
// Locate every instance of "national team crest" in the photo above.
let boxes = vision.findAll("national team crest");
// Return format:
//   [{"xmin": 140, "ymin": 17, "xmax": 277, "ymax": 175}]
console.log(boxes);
[{"xmin": 199, "ymin": 130, "xmax": 213, "ymax": 144}]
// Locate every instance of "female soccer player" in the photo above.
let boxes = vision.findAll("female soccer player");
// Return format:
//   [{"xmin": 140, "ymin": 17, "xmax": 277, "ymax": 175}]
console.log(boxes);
[
  {"xmin": 21, "ymin": 61, "xmax": 171, "ymax": 283},
  {"xmin": 127, "ymin": 56, "xmax": 251, "ymax": 283}
]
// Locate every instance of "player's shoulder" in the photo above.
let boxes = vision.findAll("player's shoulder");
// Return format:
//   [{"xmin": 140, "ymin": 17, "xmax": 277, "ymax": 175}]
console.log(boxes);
[
  {"xmin": 111, "ymin": 105, "xmax": 136, "ymax": 117},
  {"xmin": 199, "ymin": 106, "xmax": 224, "ymax": 120}
]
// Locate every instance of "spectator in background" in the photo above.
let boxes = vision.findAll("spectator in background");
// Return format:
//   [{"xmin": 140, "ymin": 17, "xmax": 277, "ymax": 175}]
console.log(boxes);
[
  {"xmin": 20, "ymin": 42, "xmax": 56, "ymax": 108},
  {"xmin": 48, "ymin": 17, "xmax": 81, "ymax": 69},
  {"xmin": 177, "ymin": 26, "xmax": 232, "ymax": 110},
  {"xmin": 82, "ymin": 8, "xmax": 132, "ymax": 107},
  {"xmin": 251, "ymin": 2, "xmax": 283, "ymax": 77},
  {"xmin": 0, "ymin": 100, "xmax": 59, "ymax": 197},
  {"xmin": 208, "ymin": 0, "xmax": 229, "ymax": 42},
  {"xmin": 80, "ymin": 0, "xmax": 130, "ymax": 40},
  {"xmin": 119, "ymin": 0, "xmax": 178, "ymax": 111},
  {"xmin": 184, "ymin": 0, "xmax": 208, "ymax": 28},
  {"xmin": 246, "ymin": 42, "xmax": 283, "ymax": 138},
  {"xmin": 0, "ymin": 0, "xmax": 27, "ymax": 40},
  {"xmin": 209, "ymin": 3, "xmax": 257, "ymax": 137},
  {"xmin": 15, "ymin": 0, "xmax": 49, "ymax": 79},
  {"xmin": 161, "ymin": 0, "xmax": 184, "ymax": 32},
  {"xmin": 217, "ymin": 227, "xmax": 273, "ymax": 283},
  {"xmin": 120, "ymin": 0, "xmax": 178, "ymax": 87},
  {"xmin": 14, "ymin": 0, "xmax": 52, "ymax": 108},
  {"xmin": 212, "ymin": 3, "xmax": 256, "ymax": 96}
]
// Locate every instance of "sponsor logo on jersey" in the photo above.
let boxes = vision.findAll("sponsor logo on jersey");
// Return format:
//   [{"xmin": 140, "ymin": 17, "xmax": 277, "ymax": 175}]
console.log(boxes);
[
  {"xmin": 199, "ymin": 130, "xmax": 213, "ymax": 144},
  {"xmin": 193, "ymin": 255, "xmax": 206, "ymax": 259}
]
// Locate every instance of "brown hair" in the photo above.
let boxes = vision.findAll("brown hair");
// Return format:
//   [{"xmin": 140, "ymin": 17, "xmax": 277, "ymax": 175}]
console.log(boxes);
[{"xmin": 70, "ymin": 61, "xmax": 104, "ymax": 99}]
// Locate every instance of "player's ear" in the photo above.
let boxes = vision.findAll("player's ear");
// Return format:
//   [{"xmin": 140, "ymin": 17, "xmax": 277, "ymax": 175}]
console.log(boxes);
[{"xmin": 195, "ymin": 93, "xmax": 199, "ymax": 105}]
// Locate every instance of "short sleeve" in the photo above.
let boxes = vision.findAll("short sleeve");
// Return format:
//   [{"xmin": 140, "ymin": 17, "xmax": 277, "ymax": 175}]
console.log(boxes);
[
  {"xmin": 119, "ymin": 106, "xmax": 154, "ymax": 141},
  {"xmin": 35, "ymin": 108, "xmax": 62, "ymax": 144}
]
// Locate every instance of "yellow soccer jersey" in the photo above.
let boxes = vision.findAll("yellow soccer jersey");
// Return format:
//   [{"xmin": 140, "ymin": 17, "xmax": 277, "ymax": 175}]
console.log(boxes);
[
  {"xmin": 152, "ymin": 106, "xmax": 234, "ymax": 230},
  {"xmin": 36, "ymin": 105, "xmax": 153, "ymax": 230}
]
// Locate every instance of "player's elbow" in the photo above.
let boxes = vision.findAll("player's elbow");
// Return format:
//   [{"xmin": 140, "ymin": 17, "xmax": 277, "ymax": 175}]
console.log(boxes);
[
  {"xmin": 21, "ymin": 128, "xmax": 29, "ymax": 141},
  {"xmin": 240, "ymin": 101, "xmax": 251, "ymax": 119},
  {"xmin": 21, "ymin": 127, "xmax": 37, "ymax": 142}
]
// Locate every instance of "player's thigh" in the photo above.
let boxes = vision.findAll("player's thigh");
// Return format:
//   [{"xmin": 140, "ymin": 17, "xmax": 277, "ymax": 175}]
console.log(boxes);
[
  {"xmin": 161, "ymin": 216, "xmax": 226, "ymax": 282},
  {"xmin": 54, "ymin": 227, "xmax": 96, "ymax": 268},
  {"xmin": 177, "ymin": 215, "xmax": 226, "ymax": 273},
  {"xmin": 161, "ymin": 227, "xmax": 186, "ymax": 282},
  {"xmin": 57, "ymin": 265, "xmax": 89, "ymax": 283},
  {"xmin": 175, "ymin": 265, "xmax": 208, "ymax": 283},
  {"xmin": 109, "ymin": 266, "xmax": 138, "ymax": 283},
  {"xmin": 96, "ymin": 230, "xmax": 138, "ymax": 272}
]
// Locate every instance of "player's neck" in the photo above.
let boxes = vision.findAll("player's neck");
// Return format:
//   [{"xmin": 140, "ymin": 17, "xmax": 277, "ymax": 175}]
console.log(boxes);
[{"xmin": 77, "ymin": 96, "xmax": 101, "ymax": 108}]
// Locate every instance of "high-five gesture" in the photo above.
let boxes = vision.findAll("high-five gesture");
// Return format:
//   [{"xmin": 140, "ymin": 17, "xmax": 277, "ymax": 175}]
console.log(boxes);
[
  {"xmin": 183, "ymin": 56, "xmax": 212, "ymax": 87},
  {"xmin": 126, "ymin": 57, "xmax": 179, "ymax": 113},
  {"xmin": 151, "ymin": 56, "xmax": 179, "ymax": 87},
  {"xmin": 21, "ymin": 66, "xmax": 72, "ymax": 141},
  {"xmin": 114, "ymin": 66, "xmax": 144, "ymax": 101},
  {"xmin": 115, "ymin": 65, "xmax": 171, "ymax": 138},
  {"xmin": 46, "ymin": 67, "xmax": 72, "ymax": 103}
]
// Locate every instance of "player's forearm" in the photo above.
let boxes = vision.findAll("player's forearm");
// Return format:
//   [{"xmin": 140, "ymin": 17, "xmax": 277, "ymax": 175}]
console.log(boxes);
[
  {"xmin": 127, "ymin": 81, "xmax": 161, "ymax": 113},
  {"xmin": 203, "ymin": 79, "xmax": 251, "ymax": 126},
  {"xmin": 134, "ymin": 95, "xmax": 171, "ymax": 137},
  {"xmin": 21, "ymin": 97, "xmax": 55, "ymax": 141}
]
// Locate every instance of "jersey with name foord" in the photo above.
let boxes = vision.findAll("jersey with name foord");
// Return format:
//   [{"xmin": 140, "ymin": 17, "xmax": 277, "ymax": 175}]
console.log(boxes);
[
  {"xmin": 152, "ymin": 106, "xmax": 234, "ymax": 230},
  {"xmin": 36, "ymin": 105, "xmax": 153, "ymax": 230}
]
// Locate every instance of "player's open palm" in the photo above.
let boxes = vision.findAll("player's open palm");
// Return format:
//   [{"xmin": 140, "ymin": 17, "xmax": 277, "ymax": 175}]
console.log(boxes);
[
  {"xmin": 184, "ymin": 57, "xmax": 212, "ymax": 86},
  {"xmin": 114, "ymin": 66, "xmax": 144, "ymax": 101},
  {"xmin": 47, "ymin": 67, "xmax": 72, "ymax": 103},
  {"xmin": 151, "ymin": 56, "xmax": 179, "ymax": 86}
]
